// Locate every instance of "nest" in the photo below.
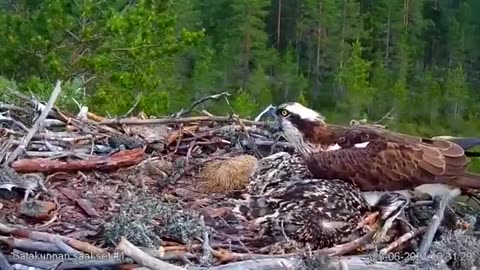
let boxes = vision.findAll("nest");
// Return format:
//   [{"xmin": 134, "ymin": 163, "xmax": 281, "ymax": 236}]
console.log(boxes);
[
  {"xmin": 1, "ymin": 86, "xmax": 480, "ymax": 269},
  {"xmin": 198, "ymin": 154, "xmax": 259, "ymax": 193}
]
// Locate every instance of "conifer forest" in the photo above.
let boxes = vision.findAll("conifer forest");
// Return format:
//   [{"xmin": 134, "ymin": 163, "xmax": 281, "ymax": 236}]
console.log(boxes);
[{"xmin": 0, "ymin": 0, "xmax": 479, "ymax": 137}]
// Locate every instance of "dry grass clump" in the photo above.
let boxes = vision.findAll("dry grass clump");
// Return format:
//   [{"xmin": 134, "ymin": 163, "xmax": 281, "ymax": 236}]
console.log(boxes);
[{"xmin": 199, "ymin": 154, "xmax": 258, "ymax": 193}]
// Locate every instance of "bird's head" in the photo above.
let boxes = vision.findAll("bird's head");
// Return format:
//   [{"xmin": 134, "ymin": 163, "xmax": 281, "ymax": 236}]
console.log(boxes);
[
  {"xmin": 373, "ymin": 192, "xmax": 409, "ymax": 222},
  {"xmin": 360, "ymin": 192, "xmax": 409, "ymax": 242},
  {"xmin": 270, "ymin": 102, "xmax": 326, "ymax": 156}
]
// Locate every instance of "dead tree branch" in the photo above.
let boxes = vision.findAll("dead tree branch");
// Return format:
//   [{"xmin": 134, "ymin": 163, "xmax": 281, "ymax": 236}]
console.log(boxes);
[
  {"xmin": 116, "ymin": 237, "xmax": 184, "ymax": 270},
  {"xmin": 4, "ymin": 80, "xmax": 63, "ymax": 165}
]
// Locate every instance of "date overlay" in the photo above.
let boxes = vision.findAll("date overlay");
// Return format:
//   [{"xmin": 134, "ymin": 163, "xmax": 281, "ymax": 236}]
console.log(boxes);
[{"xmin": 367, "ymin": 250, "xmax": 474, "ymax": 262}]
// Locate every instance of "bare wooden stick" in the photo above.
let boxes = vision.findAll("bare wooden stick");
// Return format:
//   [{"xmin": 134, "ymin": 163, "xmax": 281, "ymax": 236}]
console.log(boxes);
[
  {"xmin": 418, "ymin": 188, "xmax": 460, "ymax": 256},
  {"xmin": 199, "ymin": 216, "xmax": 212, "ymax": 265},
  {"xmin": 0, "ymin": 223, "xmax": 106, "ymax": 255},
  {"xmin": 0, "ymin": 235, "xmax": 63, "ymax": 253},
  {"xmin": 0, "ymin": 102, "xmax": 33, "ymax": 114},
  {"xmin": 380, "ymin": 227, "xmax": 427, "ymax": 255},
  {"xmin": 115, "ymin": 237, "xmax": 184, "ymax": 270},
  {"xmin": 123, "ymin": 94, "xmax": 142, "ymax": 117},
  {"xmin": 100, "ymin": 116, "xmax": 265, "ymax": 126},
  {"xmin": 315, "ymin": 231, "xmax": 375, "ymax": 256},
  {"xmin": 4, "ymin": 80, "xmax": 63, "ymax": 165},
  {"xmin": 174, "ymin": 92, "xmax": 231, "ymax": 117},
  {"xmin": 210, "ymin": 231, "xmax": 376, "ymax": 264},
  {"xmin": 12, "ymin": 148, "xmax": 144, "ymax": 173}
]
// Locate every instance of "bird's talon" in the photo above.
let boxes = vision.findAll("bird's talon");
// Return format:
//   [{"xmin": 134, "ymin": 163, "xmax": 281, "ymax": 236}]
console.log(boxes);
[{"xmin": 456, "ymin": 219, "xmax": 470, "ymax": 230}]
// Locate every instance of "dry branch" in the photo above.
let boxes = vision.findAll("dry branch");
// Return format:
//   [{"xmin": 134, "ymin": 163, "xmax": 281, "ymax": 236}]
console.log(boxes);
[
  {"xmin": 11, "ymin": 148, "xmax": 144, "ymax": 173},
  {"xmin": 0, "ymin": 235, "xmax": 63, "ymax": 253},
  {"xmin": 4, "ymin": 80, "xmax": 63, "ymax": 165},
  {"xmin": 100, "ymin": 116, "xmax": 265, "ymax": 126},
  {"xmin": 418, "ymin": 189, "xmax": 460, "ymax": 256},
  {"xmin": 380, "ymin": 227, "xmax": 427, "ymax": 255},
  {"xmin": 174, "ymin": 92, "xmax": 231, "ymax": 117},
  {"xmin": 0, "ymin": 223, "xmax": 106, "ymax": 255},
  {"xmin": 116, "ymin": 237, "xmax": 184, "ymax": 270}
]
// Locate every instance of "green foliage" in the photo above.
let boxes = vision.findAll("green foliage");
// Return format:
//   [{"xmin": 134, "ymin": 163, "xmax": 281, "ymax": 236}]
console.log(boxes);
[
  {"xmin": 445, "ymin": 64, "xmax": 469, "ymax": 123},
  {"xmin": 0, "ymin": 76, "xmax": 17, "ymax": 100},
  {"xmin": 232, "ymin": 88, "xmax": 258, "ymax": 117},
  {"xmin": 337, "ymin": 40, "xmax": 373, "ymax": 119},
  {"xmin": 0, "ymin": 0, "xmax": 203, "ymax": 116},
  {"xmin": 249, "ymin": 65, "xmax": 272, "ymax": 107}
]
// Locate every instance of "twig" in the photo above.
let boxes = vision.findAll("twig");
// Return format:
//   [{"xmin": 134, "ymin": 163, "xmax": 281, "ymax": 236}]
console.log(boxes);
[
  {"xmin": 199, "ymin": 216, "xmax": 212, "ymax": 266},
  {"xmin": 52, "ymin": 234, "xmax": 82, "ymax": 255},
  {"xmin": 380, "ymin": 227, "xmax": 427, "ymax": 255},
  {"xmin": 4, "ymin": 80, "xmax": 63, "ymax": 165},
  {"xmin": 22, "ymin": 150, "xmax": 92, "ymax": 158},
  {"xmin": 123, "ymin": 93, "xmax": 142, "ymax": 117},
  {"xmin": 0, "ymin": 223, "xmax": 106, "ymax": 255},
  {"xmin": 174, "ymin": 92, "xmax": 231, "ymax": 117},
  {"xmin": 12, "ymin": 148, "xmax": 144, "ymax": 173},
  {"xmin": 210, "ymin": 231, "xmax": 376, "ymax": 264},
  {"xmin": 200, "ymin": 110, "xmax": 215, "ymax": 117},
  {"xmin": 0, "ymin": 102, "xmax": 33, "ymax": 114},
  {"xmin": 254, "ymin": 104, "xmax": 276, "ymax": 122},
  {"xmin": 374, "ymin": 108, "xmax": 395, "ymax": 125},
  {"xmin": 100, "ymin": 116, "xmax": 265, "ymax": 126},
  {"xmin": 418, "ymin": 188, "xmax": 460, "ymax": 256},
  {"xmin": 0, "ymin": 114, "xmax": 29, "ymax": 132},
  {"xmin": 0, "ymin": 236, "xmax": 63, "ymax": 253},
  {"xmin": 115, "ymin": 237, "xmax": 184, "ymax": 270},
  {"xmin": 314, "ymin": 231, "xmax": 375, "ymax": 256},
  {"xmin": 0, "ymin": 136, "xmax": 13, "ymax": 163}
]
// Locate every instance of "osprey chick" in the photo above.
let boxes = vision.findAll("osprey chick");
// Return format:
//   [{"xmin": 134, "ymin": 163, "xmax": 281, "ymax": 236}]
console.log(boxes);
[{"xmin": 238, "ymin": 152, "xmax": 408, "ymax": 250}]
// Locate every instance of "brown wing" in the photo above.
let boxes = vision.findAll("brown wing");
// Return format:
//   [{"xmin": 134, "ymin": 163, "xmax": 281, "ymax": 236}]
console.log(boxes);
[
  {"xmin": 307, "ymin": 137, "xmax": 472, "ymax": 191},
  {"xmin": 328, "ymin": 123, "xmax": 423, "ymax": 144}
]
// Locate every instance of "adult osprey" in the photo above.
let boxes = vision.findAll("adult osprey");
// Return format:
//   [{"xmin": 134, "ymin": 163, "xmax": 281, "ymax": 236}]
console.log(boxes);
[
  {"xmin": 272, "ymin": 102, "xmax": 480, "ymax": 192},
  {"xmin": 237, "ymin": 152, "xmax": 408, "ymax": 250}
]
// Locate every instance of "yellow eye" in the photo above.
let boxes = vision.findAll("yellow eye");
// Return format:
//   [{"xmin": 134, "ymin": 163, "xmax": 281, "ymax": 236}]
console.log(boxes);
[{"xmin": 280, "ymin": 110, "xmax": 289, "ymax": 116}]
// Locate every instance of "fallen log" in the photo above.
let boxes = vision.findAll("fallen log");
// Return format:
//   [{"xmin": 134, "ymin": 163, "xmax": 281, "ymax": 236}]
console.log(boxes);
[{"xmin": 11, "ymin": 148, "xmax": 144, "ymax": 173}]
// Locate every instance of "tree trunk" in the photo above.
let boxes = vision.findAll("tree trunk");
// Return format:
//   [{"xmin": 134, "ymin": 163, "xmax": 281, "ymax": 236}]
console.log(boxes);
[{"xmin": 276, "ymin": 0, "xmax": 282, "ymax": 50}]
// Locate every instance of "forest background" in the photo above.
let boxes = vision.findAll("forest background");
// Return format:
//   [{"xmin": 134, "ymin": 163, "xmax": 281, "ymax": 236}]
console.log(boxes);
[{"xmin": 0, "ymin": 1, "xmax": 479, "ymax": 156}]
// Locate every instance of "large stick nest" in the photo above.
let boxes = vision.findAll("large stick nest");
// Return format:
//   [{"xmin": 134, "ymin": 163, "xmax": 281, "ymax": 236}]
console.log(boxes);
[{"xmin": 0, "ymin": 82, "xmax": 478, "ymax": 270}]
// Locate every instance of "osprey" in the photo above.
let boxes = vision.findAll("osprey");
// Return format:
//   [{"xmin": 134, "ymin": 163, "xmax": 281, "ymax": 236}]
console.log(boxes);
[
  {"xmin": 272, "ymin": 102, "xmax": 480, "ymax": 192},
  {"xmin": 237, "ymin": 152, "xmax": 408, "ymax": 250}
]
